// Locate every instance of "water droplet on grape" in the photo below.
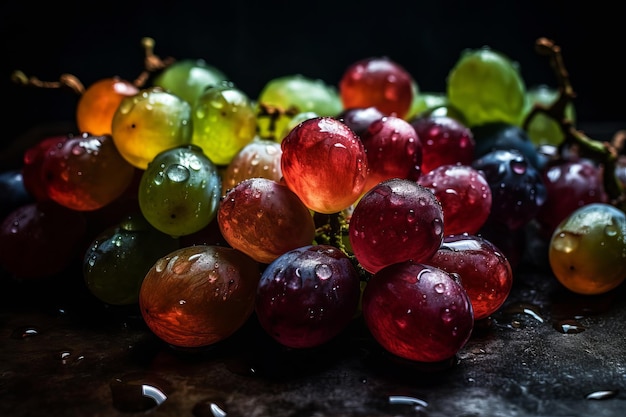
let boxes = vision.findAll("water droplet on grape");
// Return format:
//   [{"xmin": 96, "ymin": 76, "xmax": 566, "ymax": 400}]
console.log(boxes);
[
  {"xmin": 154, "ymin": 258, "xmax": 168, "ymax": 273},
  {"xmin": 434, "ymin": 283, "xmax": 445, "ymax": 294},
  {"xmin": 165, "ymin": 164, "xmax": 190, "ymax": 183},
  {"xmin": 605, "ymin": 224, "xmax": 619, "ymax": 237},
  {"xmin": 552, "ymin": 231, "xmax": 580, "ymax": 253},
  {"xmin": 315, "ymin": 264, "xmax": 333, "ymax": 280}
]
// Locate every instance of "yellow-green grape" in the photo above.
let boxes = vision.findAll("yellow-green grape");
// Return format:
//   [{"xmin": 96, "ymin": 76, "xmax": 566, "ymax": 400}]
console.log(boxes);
[
  {"xmin": 191, "ymin": 81, "xmax": 257, "ymax": 166},
  {"xmin": 111, "ymin": 87, "xmax": 193, "ymax": 170},
  {"xmin": 524, "ymin": 84, "xmax": 576, "ymax": 146},
  {"xmin": 549, "ymin": 203, "xmax": 626, "ymax": 295},
  {"xmin": 152, "ymin": 59, "xmax": 228, "ymax": 106},
  {"xmin": 255, "ymin": 74, "xmax": 343, "ymax": 141},
  {"xmin": 138, "ymin": 144, "xmax": 222, "ymax": 237},
  {"xmin": 447, "ymin": 47, "xmax": 527, "ymax": 128}
]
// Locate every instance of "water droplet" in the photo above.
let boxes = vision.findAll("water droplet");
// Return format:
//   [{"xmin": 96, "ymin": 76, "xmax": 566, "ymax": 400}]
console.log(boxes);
[
  {"xmin": 586, "ymin": 389, "xmax": 618, "ymax": 400},
  {"xmin": 315, "ymin": 264, "xmax": 333, "ymax": 280},
  {"xmin": 166, "ymin": 164, "xmax": 190, "ymax": 183},
  {"xmin": 11, "ymin": 326, "xmax": 39, "ymax": 339},
  {"xmin": 553, "ymin": 319, "xmax": 586, "ymax": 334},
  {"xmin": 434, "ymin": 283, "xmax": 445, "ymax": 294},
  {"xmin": 388, "ymin": 395, "xmax": 428, "ymax": 411},
  {"xmin": 110, "ymin": 373, "xmax": 171, "ymax": 412},
  {"xmin": 552, "ymin": 231, "xmax": 580, "ymax": 253}
]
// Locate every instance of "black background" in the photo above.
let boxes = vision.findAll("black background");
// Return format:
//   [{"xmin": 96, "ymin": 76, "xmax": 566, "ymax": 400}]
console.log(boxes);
[{"xmin": 2, "ymin": 0, "xmax": 625, "ymax": 153}]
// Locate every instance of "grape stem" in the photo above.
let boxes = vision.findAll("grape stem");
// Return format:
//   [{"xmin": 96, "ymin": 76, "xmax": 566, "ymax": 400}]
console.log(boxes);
[
  {"xmin": 256, "ymin": 103, "xmax": 300, "ymax": 140},
  {"xmin": 133, "ymin": 37, "xmax": 176, "ymax": 87},
  {"xmin": 523, "ymin": 37, "xmax": 625, "ymax": 210},
  {"xmin": 11, "ymin": 70, "xmax": 85, "ymax": 95}
]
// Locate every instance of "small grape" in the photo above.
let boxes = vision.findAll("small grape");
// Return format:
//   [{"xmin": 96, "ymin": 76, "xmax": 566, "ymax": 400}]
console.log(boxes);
[
  {"xmin": 111, "ymin": 86, "xmax": 193, "ymax": 169},
  {"xmin": 349, "ymin": 178, "xmax": 444, "ymax": 273},
  {"xmin": 255, "ymin": 244, "xmax": 361, "ymax": 349},
  {"xmin": 361, "ymin": 261, "xmax": 474, "ymax": 363},
  {"xmin": 336, "ymin": 106, "xmax": 385, "ymax": 138},
  {"xmin": 281, "ymin": 116, "xmax": 368, "ymax": 214},
  {"xmin": 471, "ymin": 122, "xmax": 542, "ymax": 169},
  {"xmin": 152, "ymin": 58, "xmax": 228, "ymax": 105},
  {"xmin": 76, "ymin": 77, "xmax": 139, "ymax": 136},
  {"xmin": 138, "ymin": 145, "xmax": 221, "ymax": 237},
  {"xmin": 524, "ymin": 84, "xmax": 576, "ymax": 147},
  {"xmin": 21, "ymin": 135, "xmax": 68, "ymax": 202}
]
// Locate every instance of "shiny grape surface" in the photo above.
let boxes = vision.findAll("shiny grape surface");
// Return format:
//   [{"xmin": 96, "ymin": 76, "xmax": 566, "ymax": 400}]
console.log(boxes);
[
  {"xmin": 418, "ymin": 164, "xmax": 492, "ymax": 236},
  {"xmin": 549, "ymin": 203, "xmax": 626, "ymax": 295},
  {"xmin": 447, "ymin": 47, "xmax": 527, "ymax": 127},
  {"xmin": 191, "ymin": 81, "xmax": 257, "ymax": 166},
  {"xmin": 339, "ymin": 56, "xmax": 414, "ymax": 120},
  {"xmin": 111, "ymin": 86, "xmax": 193, "ymax": 169},
  {"xmin": 255, "ymin": 244, "xmax": 361, "ymax": 349},
  {"xmin": 152, "ymin": 59, "xmax": 228, "ymax": 105},
  {"xmin": 362, "ymin": 261, "xmax": 474, "ymax": 362},
  {"xmin": 138, "ymin": 145, "xmax": 221, "ymax": 237},
  {"xmin": 427, "ymin": 233, "xmax": 513, "ymax": 320},
  {"xmin": 217, "ymin": 177, "xmax": 316, "ymax": 264},
  {"xmin": 349, "ymin": 178, "xmax": 444, "ymax": 273},
  {"xmin": 139, "ymin": 245, "xmax": 261, "ymax": 348},
  {"xmin": 281, "ymin": 116, "xmax": 368, "ymax": 214}
]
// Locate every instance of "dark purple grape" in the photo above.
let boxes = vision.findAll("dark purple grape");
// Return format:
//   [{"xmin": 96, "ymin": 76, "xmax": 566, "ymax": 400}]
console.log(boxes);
[
  {"xmin": 255, "ymin": 244, "xmax": 361, "ymax": 349},
  {"xmin": 0, "ymin": 169, "xmax": 34, "ymax": 219},
  {"xmin": 472, "ymin": 149, "xmax": 547, "ymax": 231},
  {"xmin": 471, "ymin": 122, "xmax": 543, "ymax": 169},
  {"xmin": 336, "ymin": 106, "xmax": 385, "ymax": 138}
]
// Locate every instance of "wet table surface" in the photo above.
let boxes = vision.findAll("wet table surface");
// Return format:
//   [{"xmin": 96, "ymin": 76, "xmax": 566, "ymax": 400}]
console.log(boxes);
[
  {"xmin": 1, "ymin": 234, "xmax": 626, "ymax": 417},
  {"xmin": 2, "ymin": 123, "xmax": 626, "ymax": 417}
]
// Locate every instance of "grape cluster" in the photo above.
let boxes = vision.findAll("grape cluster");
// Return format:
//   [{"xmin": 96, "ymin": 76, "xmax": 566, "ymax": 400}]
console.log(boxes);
[{"xmin": 2, "ymin": 37, "xmax": 626, "ymax": 366}]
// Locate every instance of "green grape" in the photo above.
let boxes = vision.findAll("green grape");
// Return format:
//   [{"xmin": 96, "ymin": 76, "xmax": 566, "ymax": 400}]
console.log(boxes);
[
  {"xmin": 524, "ymin": 84, "xmax": 576, "ymax": 146},
  {"xmin": 83, "ymin": 213, "xmax": 180, "ymax": 305},
  {"xmin": 138, "ymin": 144, "xmax": 222, "ymax": 237},
  {"xmin": 191, "ymin": 81, "xmax": 257, "ymax": 166},
  {"xmin": 447, "ymin": 47, "xmax": 527, "ymax": 128},
  {"xmin": 406, "ymin": 91, "xmax": 446, "ymax": 120},
  {"xmin": 255, "ymin": 74, "xmax": 343, "ymax": 141},
  {"xmin": 111, "ymin": 86, "xmax": 193, "ymax": 169},
  {"xmin": 152, "ymin": 59, "xmax": 228, "ymax": 106},
  {"xmin": 279, "ymin": 110, "xmax": 319, "ymax": 140}
]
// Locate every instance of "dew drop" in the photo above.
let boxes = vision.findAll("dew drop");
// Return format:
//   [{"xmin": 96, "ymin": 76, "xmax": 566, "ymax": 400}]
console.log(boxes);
[
  {"xmin": 315, "ymin": 264, "xmax": 333, "ymax": 280},
  {"xmin": 434, "ymin": 283, "xmax": 445, "ymax": 294},
  {"xmin": 586, "ymin": 389, "xmax": 618, "ymax": 400},
  {"xmin": 552, "ymin": 231, "xmax": 580, "ymax": 253},
  {"xmin": 553, "ymin": 319, "xmax": 586, "ymax": 334},
  {"xmin": 11, "ymin": 326, "xmax": 39, "ymax": 339},
  {"xmin": 166, "ymin": 164, "xmax": 190, "ymax": 183}
]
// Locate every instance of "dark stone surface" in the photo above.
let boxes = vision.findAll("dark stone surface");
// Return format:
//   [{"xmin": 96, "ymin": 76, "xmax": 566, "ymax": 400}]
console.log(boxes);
[{"xmin": 1, "ymin": 240, "xmax": 626, "ymax": 417}]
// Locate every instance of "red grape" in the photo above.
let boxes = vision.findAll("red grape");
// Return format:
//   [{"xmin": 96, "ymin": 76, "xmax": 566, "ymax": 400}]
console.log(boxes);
[
  {"xmin": 418, "ymin": 164, "xmax": 492, "ymax": 235},
  {"xmin": 281, "ymin": 116, "xmax": 368, "ymax": 214},
  {"xmin": 349, "ymin": 178, "xmax": 444, "ymax": 273},
  {"xmin": 361, "ymin": 261, "xmax": 474, "ymax": 362},
  {"xmin": 427, "ymin": 233, "xmax": 513, "ymax": 320}
]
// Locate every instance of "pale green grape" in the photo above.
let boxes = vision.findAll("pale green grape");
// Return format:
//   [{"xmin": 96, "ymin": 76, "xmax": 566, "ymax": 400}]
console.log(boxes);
[
  {"xmin": 279, "ymin": 111, "xmax": 319, "ymax": 141},
  {"xmin": 152, "ymin": 59, "xmax": 228, "ymax": 106},
  {"xmin": 255, "ymin": 74, "xmax": 343, "ymax": 141},
  {"xmin": 524, "ymin": 84, "xmax": 576, "ymax": 146},
  {"xmin": 191, "ymin": 81, "xmax": 257, "ymax": 166},
  {"xmin": 447, "ymin": 47, "xmax": 527, "ymax": 128},
  {"xmin": 138, "ymin": 144, "xmax": 222, "ymax": 237},
  {"xmin": 111, "ymin": 87, "xmax": 193, "ymax": 169},
  {"xmin": 406, "ymin": 91, "xmax": 447, "ymax": 121}
]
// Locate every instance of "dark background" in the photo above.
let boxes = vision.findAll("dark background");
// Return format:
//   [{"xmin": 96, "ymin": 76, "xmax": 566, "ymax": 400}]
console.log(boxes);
[{"xmin": 2, "ymin": 0, "xmax": 625, "ymax": 154}]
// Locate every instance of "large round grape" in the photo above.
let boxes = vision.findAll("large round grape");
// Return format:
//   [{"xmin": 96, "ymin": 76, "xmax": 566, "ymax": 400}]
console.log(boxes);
[
  {"xmin": 281, "ymin": 116, "xmax": 368, "ymax": 214},
  {"xmin": 218, "ymin": 177, "xmax": 316, "ymax": 264},
  {"xmin": 76, "ymin": 77, "xmax": 139, "ymax": 136},
  {"xmin": 349, "ymin": 178, "xmax": 444, "ymax": 273},
  {"xmin": 255, "ymin": 244, "xmax": 361, "ymax": 349},
  {"xmin": 549, "ymin": 203, "xmax": 626, "ymax": 295},
  {"xmin": 362, "ymin": 261, "xmax": 474, "ymax": 363},
  {"xmin": 138, "ymin": 145, "xmax": 221, "ymax": 237},
  {"xmin": 152, "ymin": 58, "xmax": 228, "ymax": 105},
  {"xmin": 111, "ymin": 86, "xmax": 193, "ymax": 169},
  {"xmin": 191, "ymin": 81, "xmax": 257, "ymax": 166},
  {"xmin": 255, "ymin": 74, "xmax": 343, "ymax": 141},
  {"xmin": 447, "ymin": 47, "xmax": 527, "ymax": 127},
  {"xmin": 139, "ymin": 245, "xmax": 260, "ymax": 348}
]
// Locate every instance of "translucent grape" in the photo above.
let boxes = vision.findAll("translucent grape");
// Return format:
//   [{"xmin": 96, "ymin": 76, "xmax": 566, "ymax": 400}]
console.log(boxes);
[
  {"xmin": 138, "ymin": 145, "xmax": 221, "ymax": 237},
  {"xmin": 524, "ymin": 84, "xmax": 576, "ymax": 147},
  {"xmin": 191, "ymin": 81, "xmax": 257, "ymax": 166},
  {"xmin": 111, "ymin": 86, "xmax": 193, "ymax": 169},
  {"xmin": 447, "ymin": 47, "xmax": 527, "ymax": 127},
  {"xmin": 152, "ymin": 59, "xmax": 228, "ymax": 105}
]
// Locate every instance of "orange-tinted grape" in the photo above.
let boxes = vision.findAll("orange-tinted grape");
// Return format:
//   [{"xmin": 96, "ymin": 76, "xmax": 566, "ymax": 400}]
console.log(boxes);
[
  {"xmin": 139, "ymin": 245, "xmax": 260, "ymax": 348},
  {"xmin": 281, "ymin": 116, "xmax": 368, "ymax": 214},
  {"xmin": 218, "ymin": 177, "xmax": 316, "ymax": 264},
  {"xmin": 220, "ymin": 138, "xmax": 282, "ymax": 196},
  {"xmin": 76, "ymin": 77, "xmax": 139, "ymax": 136},
  {"xmin": 42, "ymin": 133, "xmax": 136, "ymax": 211}
]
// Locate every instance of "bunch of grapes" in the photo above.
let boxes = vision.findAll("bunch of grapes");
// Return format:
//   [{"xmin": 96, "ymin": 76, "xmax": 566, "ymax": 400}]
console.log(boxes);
[{"xmin": 2, "ymin": 36, "xmax": 626, "ymax": 368}]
